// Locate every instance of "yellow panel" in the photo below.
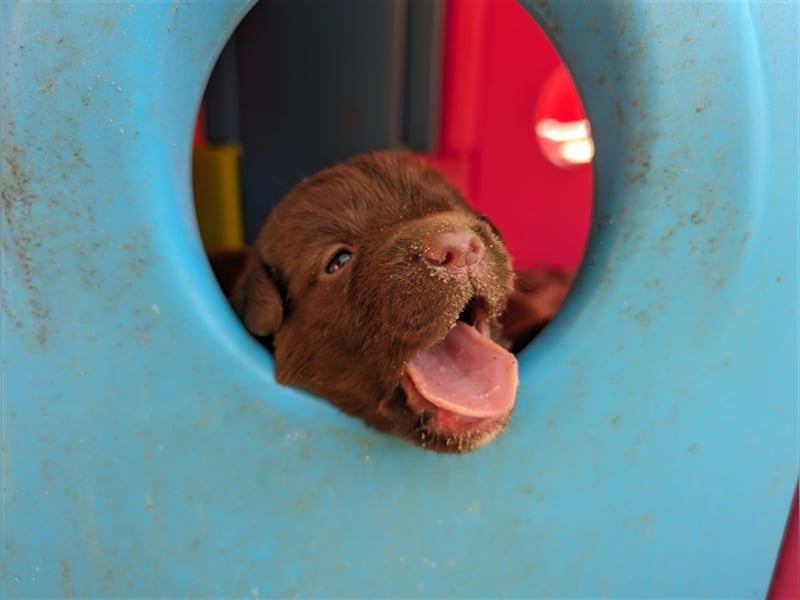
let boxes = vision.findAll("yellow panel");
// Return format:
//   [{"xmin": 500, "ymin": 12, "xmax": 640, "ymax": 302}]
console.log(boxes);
[{"xmin": 192, "ymin": 144, "xmax": 245, "ymax": 250}]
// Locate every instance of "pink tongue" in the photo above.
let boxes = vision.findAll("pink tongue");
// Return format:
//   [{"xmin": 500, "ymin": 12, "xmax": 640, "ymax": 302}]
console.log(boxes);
[{"xmin": 406, "ymin": 322, "xmax": 518, "ymax": 418}]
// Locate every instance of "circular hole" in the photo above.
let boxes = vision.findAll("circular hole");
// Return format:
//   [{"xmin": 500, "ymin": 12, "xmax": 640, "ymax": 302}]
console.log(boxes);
[
  {"xmin": 192, "ymin": 0, "xmax": 593, "ymax": 449},
  {"xmin": 194, "ymin": 0, "xmax": 592, "ymax": 350}
]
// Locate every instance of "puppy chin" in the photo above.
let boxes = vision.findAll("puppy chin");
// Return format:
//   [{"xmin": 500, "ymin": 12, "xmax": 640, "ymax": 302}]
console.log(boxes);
[
  {"xmin": 400, "ymin": 375, "xmax": 512, "ymax": 453},
  {"xmin": 373, "ymin": 376, "xmax": 512, "ymax": 454}
]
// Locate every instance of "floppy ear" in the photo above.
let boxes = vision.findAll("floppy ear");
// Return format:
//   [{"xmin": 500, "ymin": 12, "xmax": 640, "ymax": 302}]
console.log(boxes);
[{"xmin": 231, "ymin": 258, "xmax": 284, "ymax": 337}]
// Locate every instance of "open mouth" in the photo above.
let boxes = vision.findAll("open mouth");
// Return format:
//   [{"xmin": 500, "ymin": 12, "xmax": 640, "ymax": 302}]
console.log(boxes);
[
  {"xmin": 400, "ymin": 296, "xmax": 519, "ymax": 435},
  {"xmin": 457, "ymin": 297, "xmax": 491, "ymax": 335}
]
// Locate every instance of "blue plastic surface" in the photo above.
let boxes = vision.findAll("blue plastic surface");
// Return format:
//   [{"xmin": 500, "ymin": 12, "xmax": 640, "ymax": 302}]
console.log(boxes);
[{"xmin": 2, "ymin": 1, "xmax": 797, "ymax": 596}]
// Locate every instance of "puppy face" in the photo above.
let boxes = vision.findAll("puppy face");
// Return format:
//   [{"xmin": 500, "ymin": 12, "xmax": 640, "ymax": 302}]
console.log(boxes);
[{"xmin": 233, "ymin": 152, "xmax": 517, "ymax": 453}]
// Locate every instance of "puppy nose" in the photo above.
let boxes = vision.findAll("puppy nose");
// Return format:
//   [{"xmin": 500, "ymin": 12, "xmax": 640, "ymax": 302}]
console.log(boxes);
[{"xmin": 423, "ymin": 229, "xmax": 485, "ymax": 273}]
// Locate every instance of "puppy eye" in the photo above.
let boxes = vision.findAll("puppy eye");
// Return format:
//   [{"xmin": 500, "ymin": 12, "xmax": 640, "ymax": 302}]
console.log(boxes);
[{"xmin": 325, "ymin": 248, "xmax": 353, "ymax": 274}]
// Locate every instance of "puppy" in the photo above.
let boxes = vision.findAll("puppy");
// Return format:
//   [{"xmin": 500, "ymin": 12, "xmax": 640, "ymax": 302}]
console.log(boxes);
[
  {"xmin": 232, "ymin": 152, "xmax": 518, "ymax": 453},
  {"xmin": 503, "ymin": 268, "xmax": 576, "ymax": 354}
]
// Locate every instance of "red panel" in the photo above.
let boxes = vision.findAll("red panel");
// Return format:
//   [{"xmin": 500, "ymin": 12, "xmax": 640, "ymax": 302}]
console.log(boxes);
[
  {"xmin": 194, "ymin": 103, "xmax": 207, "ymax": 147},
  {"xmin": 428, "ymin": 0, "xmax": 592, "ymax": 271},
  {"xmin": 769, "ymin": 486, "xmax": 800, "ymax": 600},
  {"xmin": 438, "ymin": 0, "xmax": 490, "ymax": 155}
]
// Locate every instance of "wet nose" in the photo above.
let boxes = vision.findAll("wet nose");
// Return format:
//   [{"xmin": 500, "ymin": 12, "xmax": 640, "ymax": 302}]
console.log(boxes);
[{"xmin": 422, "ymin": 229, "xmax": 485, "ymax": 274}]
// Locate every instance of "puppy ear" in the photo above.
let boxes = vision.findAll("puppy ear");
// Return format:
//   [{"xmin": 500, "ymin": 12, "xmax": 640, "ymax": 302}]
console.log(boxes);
[{"xmin": 231, "ymin": 259, "xmax": 284, "ymax": 337}]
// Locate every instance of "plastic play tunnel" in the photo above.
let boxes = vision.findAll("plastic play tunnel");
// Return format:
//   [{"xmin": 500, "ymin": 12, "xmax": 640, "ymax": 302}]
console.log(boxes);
[{"xmin": 2, "ymin": 1, "xmax": 797, "ymax": 596}]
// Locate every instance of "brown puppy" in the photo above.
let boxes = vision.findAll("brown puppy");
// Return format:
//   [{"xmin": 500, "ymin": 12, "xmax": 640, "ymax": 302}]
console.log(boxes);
[
  {"xmin": 232, "ymin": 152, "xmax": 518, "ymax": 453},
  {"xmin": 503, "ymin": 268, "xmax": 576, "ymax": 354}
]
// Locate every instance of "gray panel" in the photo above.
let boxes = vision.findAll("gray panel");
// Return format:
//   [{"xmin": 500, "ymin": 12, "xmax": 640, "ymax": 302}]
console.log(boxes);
[
  {"xmin": 204, "ymin": 39, "xmax": 242, "ymax": 144},
  {"xmin": 235, "ymin": 0, "xmax": 409, "ymax": 242},
  {"xmin": 403, "ymin": 0, "xmax": 444, "ymax": 150}
]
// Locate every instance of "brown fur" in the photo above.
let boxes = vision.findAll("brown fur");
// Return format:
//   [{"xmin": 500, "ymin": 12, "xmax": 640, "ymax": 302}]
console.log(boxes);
[
  {"xmin": 231, "ymin": 152, "xmax": 516, "ymax": 452},
  {"xmin": 503, "ymin": 269, "xmax": 576, "ymax": 353}
]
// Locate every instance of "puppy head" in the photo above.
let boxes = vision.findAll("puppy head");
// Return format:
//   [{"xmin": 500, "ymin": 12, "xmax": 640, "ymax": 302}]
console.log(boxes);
[{"xmin": 233, "ymin": 152, "xmax": 517, "ymax": 453}]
